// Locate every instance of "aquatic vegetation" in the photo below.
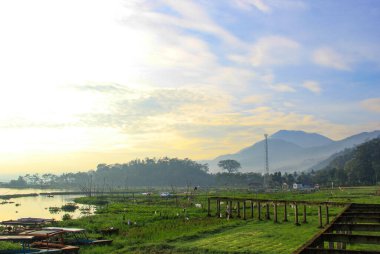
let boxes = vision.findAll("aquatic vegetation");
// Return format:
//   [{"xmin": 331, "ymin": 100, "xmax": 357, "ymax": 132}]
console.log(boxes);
[
  {"xmin": 61, "ymin": 203, "xmax": 79, "ymax": 212},
  {"xmin": 49, "ymin": 206, "xmax": 61, "ymax": 214}
]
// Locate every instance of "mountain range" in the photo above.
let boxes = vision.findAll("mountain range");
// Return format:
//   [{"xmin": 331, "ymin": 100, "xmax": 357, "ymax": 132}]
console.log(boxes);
[{"xmin": 206, "ymin": 130, "xmax": 380, "ymax": 173}]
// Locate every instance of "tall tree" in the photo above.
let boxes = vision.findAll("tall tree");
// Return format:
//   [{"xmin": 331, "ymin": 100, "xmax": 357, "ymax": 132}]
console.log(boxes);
[{"xmin": 218, "ymin": 159, "xmax": 241, "ymax": 173}]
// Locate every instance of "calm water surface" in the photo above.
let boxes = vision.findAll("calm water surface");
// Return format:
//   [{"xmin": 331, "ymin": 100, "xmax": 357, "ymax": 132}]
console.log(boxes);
[{"xmin": 0, "ymin": 188, "xmax": 95, "ymax": 221}]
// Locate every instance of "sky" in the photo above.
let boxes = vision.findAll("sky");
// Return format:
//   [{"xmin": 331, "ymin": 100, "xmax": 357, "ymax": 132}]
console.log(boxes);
[{"xmin": 0, "ymin": 0, "xmax": 379, "ymax": 175}]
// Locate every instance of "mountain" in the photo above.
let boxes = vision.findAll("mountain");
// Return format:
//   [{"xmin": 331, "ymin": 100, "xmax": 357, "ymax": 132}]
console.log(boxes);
[
  {"xmin": 312, "ymin": 138, "xmax": 380, "ymax": 186},
  {"xmin": 270, "ymin": 130, "xmax": 333, "ymax": 148},
  {"xmin": 307, "ymin": 148, "xmax": 353, "ymax": 172},
  {"xmin": 207, "ymin": 130, "xmax": 380, "ymax": 173}
]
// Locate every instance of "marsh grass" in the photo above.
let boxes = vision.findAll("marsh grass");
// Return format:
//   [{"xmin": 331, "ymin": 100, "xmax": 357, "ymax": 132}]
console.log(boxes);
[{"xmin": 53, "ymin": 186, "xmax": 379, "ymax": 253}]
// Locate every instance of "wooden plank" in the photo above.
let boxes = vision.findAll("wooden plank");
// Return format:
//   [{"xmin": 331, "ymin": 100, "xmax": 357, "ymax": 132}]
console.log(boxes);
[
  {"xmin": 207, "ymin": 198, "xmax": 211, "ymax": 217},
  {"xmin": 322, "ymin": 233, "xmax": 380, "ymax": 245},
  {"xmin": 332, "ymin": 223, "xmax": 380, "ymax": 232},
  {"xmin": 207, "ymin": 197, "xmax": 348, "ymax": 207},
  {"xmin": 293, "ymin": 204, "xmax": 352, "ymax": 254},
  {"xmin": 304, "ymin": 248, "xmax": 380, "ymax": 254},
  {"xmin": 343, "ymin": 212, "xmax": 380, "ymax": 217},
  {"xmin": 337, "ymin": 216, "xmax": 380, "ymax": 223}
]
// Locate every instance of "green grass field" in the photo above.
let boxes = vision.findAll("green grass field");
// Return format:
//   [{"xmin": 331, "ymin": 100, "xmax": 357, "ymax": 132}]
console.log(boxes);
[{"xmin": 51, "ymin": 186, "xmax": 380, "ymax": 253}]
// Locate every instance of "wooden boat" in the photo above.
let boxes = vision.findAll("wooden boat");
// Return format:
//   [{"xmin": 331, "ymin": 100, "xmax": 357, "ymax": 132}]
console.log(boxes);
[
  {"xmin": 42, "ymin": 227, "xmax": 112, "ymax": 246},
  {"xmin": 1, "ymin": 218, "xmax": 55, "ymax": 227},
  {"xmin": 18, "ymin": 229, "xmax": 79, "ymax": 253},
  {"xmin": 1, "ymin": 218, "xmax": 55, "ymax": 234},
  {"xmin": 0, "ymin": 235, "xmax": 62, "ymax": 253}
]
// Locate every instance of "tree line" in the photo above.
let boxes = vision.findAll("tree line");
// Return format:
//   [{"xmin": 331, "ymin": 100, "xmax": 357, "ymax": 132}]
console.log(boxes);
[{"xmin": 4, "ymin": 138, "xmax": 380, "ymax": 189}]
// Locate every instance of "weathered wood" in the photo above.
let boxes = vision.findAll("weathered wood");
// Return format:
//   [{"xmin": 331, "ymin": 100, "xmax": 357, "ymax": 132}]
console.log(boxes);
[
  {"xmin": 303, "ymin": 248, "xmax": 380, "ymax": 254},
  {"xmin": 216, "ymin": 199, "xmax": 221, "ymax": 218},
  {"xmin": 351, "ymin": 204, "xmax": 380, "ymax": 209},
  {"xmin": 229, "ymin": 200, "xmax": 233, "ymax": 218},
  {"xmin": 303, "ymin": 205, "xmax": 307, "ymax": 223},
  {"xmin": 243, "ymin": 201, "xmax": 246, "ymax": 220},
  {"xmin": 295, "ymin": 204, "xmax": 300, "ymax": 226},
  {"xmin": 237, "ymin": 201, "xmax": 241, "ymax": 218},
  {"xmin": 337, "ymin": 216, "xmax": 380, "ymax": 223},
  {"xmin": 322, "ymin": 233, "xmax": 380, "ymax": 245},
  {"xmin": 293, "ymin": 204, "xmax": 352, "ymax": 254},
  {"xmin": 332, "ymin": 223, "xmax": 380, "ymax": 232},
  {"xmin": 258, "ymin": 202, "xmax": 262, "ymax": 220},
  {"xmin": 274, "ymin": 203, "xmax": 278, "ymax": 223},
  {"xmin": 325, "ymin": 205, "xmax": 329, "ymax": 225},
  {"xmin": 343, "ymin": 212, "xmax": 380, "ymax": 217},
  {"xmin": 336, "ymin": 230, "xmax": 343, "ymax": 249},
  {"xmin": 207, "ymin": 198, "xmax": 211, "ymax": 217},
  {"xmin": 318, "ymin": 205, "xmax": 323, "ymax": 228},
  {"xmin": 265, "ymin": 203, "xmax": 270, "ymax": 220},
  {"xmin": 251, "ymin": 201, "xmax": 254, "ymax": 219},
  {"xmin": 207, "ymin": 197, "xmax": 348, "ymax": 207},
  {"xmin": 284, "ymin": 202, "xmax": 288, "ymax": 222}
]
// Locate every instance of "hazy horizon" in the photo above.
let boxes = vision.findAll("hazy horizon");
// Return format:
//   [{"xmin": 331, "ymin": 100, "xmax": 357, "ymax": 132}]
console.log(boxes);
[{"xmin": 1, "ymin": 0, "xmax": 380, "ymax": 174}]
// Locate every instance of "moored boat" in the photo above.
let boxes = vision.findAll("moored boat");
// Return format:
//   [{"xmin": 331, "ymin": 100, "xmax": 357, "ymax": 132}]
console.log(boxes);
[{"xmin": 42, "ymin": 227, "xmax": 112, "ymax": 246}]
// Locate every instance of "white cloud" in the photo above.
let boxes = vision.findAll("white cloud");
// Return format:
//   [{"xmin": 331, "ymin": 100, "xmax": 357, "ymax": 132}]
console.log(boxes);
[
  {"xmin": 361, "ymin": 98, "xmax": 380, "ymax": 113},
  {"xmin": 283, "ymin": 102, "xmax": 296, "ymax": 108},
  {"xmin": 270, "ymin": 83, "xmax": 296, "ymax": 93},
  {"xmin": 144, "ymin": 0, "xmax": 244, "ymax": 47},
  {"xmin": 268, "ymin": 0, "xmax": 308, "ymax": 10},
  {"xmin": 303, "ymin": 80, "xmax": 322, "ymax": 94},
  {"xmin": 312, "ymin": 47, "xmax": 351, "ymax": 71},
  {"xmin": 0, "ymin": 0, "xmax": 377, "ymax": 173},
  {"xmin": 233, "ymin": 0, "xmax": 307, "ymax": 13},
  {"xmin": 250, "ymin": 36, "xmax": 300, "ymax": 67},
  {"xmin": 234, "ymin": 0, "xmax": 271, "ymax": 13},
  {"xmin": 241, "ymin": 94, "xmax": 270, "ymax": 104}
]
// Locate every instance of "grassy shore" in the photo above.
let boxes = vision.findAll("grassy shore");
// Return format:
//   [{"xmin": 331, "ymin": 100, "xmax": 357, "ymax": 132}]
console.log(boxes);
[{"xmin": 51, "ymin": 186, "xmax": 379, "ymax": 253}]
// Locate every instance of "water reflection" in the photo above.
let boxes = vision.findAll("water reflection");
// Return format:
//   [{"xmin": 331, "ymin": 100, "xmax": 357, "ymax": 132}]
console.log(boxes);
[{"xmin": 0, "ymin": 188, "xmax": 95, "ymax": 221}]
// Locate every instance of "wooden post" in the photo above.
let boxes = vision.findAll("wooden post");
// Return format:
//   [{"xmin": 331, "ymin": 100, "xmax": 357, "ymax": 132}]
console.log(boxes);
[
  {"xmin": 318, "ymin": 205, "xmax": 323, "ymax": 228},
  {"xmin": 325, "ymin": 205, "xmax": 329, "ymax": 225},
  {"xmin": 342, "ymin": 231, "xmax": 351, "ymax": 250},
  {"xmin": 216, "ymin": 199, "xmax": 221, "ymax": 218},
  {"xmin": 316, "ymin": 239, "xmax": 324, "ymax": 249},
  {"xmin": 303, "ymin": 205, "xmax": 307, "ymax": 223},
  {"xmin": 243, "ymin": 201, "xmax": 246, "ymax": 220},
  {"xmin": 250, "ymin": 201, "xmax": 254, "ymax": 219},
  {"xmin": 283, "ymin": 202, "xmax": 288, "ymax": 222},
  {"xmin": 237, "ymin": 201, "xmax": 241, "ymax": 218},
  {"xmin": 342, "ymin": 230, "xmax": 348, "ymax": 249},
  {"xmin": 328, "ymin": 228, "xmax": 334, "ymax": 249},
  {"xmin": 265, "ymin": 203, "xmax": 270, "ymax": 220},
  {"xmin": 274, "ymin": 203, "xmax": 278, "ymax": 223},
  {"xmin": 229, "ymin": 200, "xmax": 233, "ymax": 218},
  {"xmin": 294, "ymin": 203, "xmax": 300, "ymax": 226},
  {"xmin": 337, "ymin": 230, "xmax": 342, "ymax": 249},
  {"xmin": 207, "ymin": 198, "xmax": 211, "ymax": 217},
  {"xmin": 258, "ymin": 202, "xmax": 262, "ymax": 220}
]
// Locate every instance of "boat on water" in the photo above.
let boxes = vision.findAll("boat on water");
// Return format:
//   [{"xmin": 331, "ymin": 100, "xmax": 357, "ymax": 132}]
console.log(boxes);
[
  {"xmin": 0, "ymin": 221, "xmax": 112, "ymax": 252},
  {"xmin": 42, "ymin": 227, "xmax": 112, "ymax": 246},
  {"xmin": 19, "ymin": 229, "xmax": 80, "ymax": 253},
  {"xmin": 1, "ymin": 218, "xmax": 55, "ymax": 234},
  {"xmin": 0, "ymin": 235, "xmax": 63, "ymax": 253}
]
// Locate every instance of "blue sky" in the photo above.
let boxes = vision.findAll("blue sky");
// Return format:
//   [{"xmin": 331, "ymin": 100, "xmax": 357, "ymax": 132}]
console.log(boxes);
[{"xmin": 0, "ymin": 0, "xmax": 379, "ymax": 174}]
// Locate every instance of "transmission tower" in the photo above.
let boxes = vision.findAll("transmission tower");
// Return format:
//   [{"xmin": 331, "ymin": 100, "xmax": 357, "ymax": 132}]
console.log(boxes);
[{"xmin": 264, "ymin": 134, "xmax": 269, "ymax": 188}]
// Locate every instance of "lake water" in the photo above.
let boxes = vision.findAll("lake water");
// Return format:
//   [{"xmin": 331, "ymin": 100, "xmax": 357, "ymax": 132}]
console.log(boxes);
[{"xmin": 0, "ymin": 188, "xmax": 95, "ymax": 221}]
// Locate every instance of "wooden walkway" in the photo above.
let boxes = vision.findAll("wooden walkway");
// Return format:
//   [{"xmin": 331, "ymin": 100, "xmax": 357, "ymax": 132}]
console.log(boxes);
[
  {"xmin": 207, "ymin": 197, "xmax": 346, "ymax": 226},
  {"xmin": 294, "ymin": 203, "xmax": 380, "ymax": 254}
]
